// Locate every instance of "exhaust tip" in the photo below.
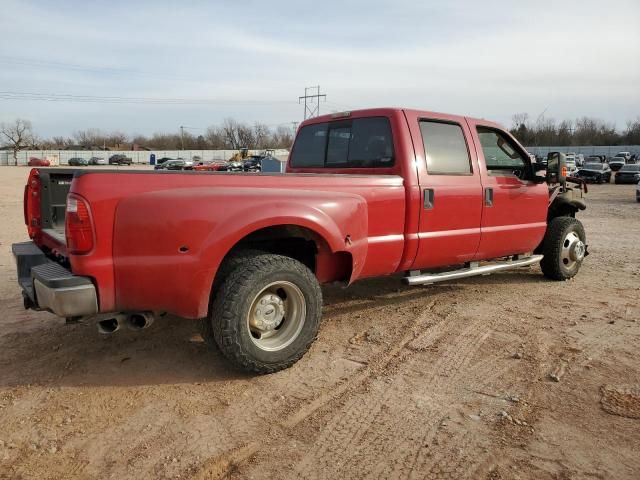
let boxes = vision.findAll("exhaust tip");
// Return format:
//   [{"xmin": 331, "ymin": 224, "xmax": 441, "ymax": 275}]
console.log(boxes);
[
  {"xmin": 97, "ymin": 318, "xmax": 121, "ymax": 334},
  {"xmin": 126, "ymin": 312, "xmax": 154, "ymax": 331}
]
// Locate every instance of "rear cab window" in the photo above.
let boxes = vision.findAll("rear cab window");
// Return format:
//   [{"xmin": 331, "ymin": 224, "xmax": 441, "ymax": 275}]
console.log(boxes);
[{"xmin": 290, "ymin": 117, "xmax": 394, "ymax": 169}]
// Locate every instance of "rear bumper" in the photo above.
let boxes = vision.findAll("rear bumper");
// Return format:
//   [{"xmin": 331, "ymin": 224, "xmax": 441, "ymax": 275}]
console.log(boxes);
[{"xmin": 12, "ymin": 241, "xmax": 98, "ymax": 318}]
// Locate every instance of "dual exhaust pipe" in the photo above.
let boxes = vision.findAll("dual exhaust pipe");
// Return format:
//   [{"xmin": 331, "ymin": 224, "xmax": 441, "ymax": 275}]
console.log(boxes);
[{"xmin": 97, "ymin": 312, "xmax": 155, "ymax": 334}]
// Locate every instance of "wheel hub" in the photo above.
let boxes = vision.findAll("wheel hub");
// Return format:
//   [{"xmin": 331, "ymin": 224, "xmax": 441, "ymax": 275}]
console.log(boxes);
[
  {"xmin": 570, "ymin": 240, "xmax": 586, "ymax": 262},
  {"xmin": 246, "ymin": 281, "xmax": 306, "ymax": 352},
  {"xmin": 561, "ymin": 231, "xmax": 585, "ymax": 268},
  {"xmin": 250, "ymin": 294, "xmax": 285, "ymax": 332}
]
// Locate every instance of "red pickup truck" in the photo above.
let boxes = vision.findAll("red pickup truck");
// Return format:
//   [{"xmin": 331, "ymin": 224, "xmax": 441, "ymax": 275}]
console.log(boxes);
[{"xmin": 13, "ymin": 108, "xmax": 587, "ymax": 373}]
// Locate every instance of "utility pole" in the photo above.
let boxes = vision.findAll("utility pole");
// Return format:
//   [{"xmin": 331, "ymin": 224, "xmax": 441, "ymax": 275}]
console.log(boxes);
[
  {"xmin": 291, "ymin": 121, "xmax": 298, "ymax": 134},
  {"xmin": 180, "ymin": 126, "xmax": 185, "ymax": 150},
  {"xmin": 298, "ymin": 86, "xmax": 326, "ymax": 120}
]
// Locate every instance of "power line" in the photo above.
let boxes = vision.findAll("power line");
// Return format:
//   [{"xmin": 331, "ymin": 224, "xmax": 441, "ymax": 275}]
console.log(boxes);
[
  {"xmin": 0, "ymin": 91, "xmax": 296, "ymax": 106},
  {"xmin": 298, "ymin": 86, "xmax": 326, "ymax": 120}
]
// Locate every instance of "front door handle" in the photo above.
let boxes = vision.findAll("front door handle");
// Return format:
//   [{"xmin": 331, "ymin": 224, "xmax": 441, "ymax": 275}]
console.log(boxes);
[
  {"xmin": 484, "ymin": 187, "xmax": 493, "ymax": 207},
  {"xmin": 424, "ymin": 188, "xmax": 434, "ymax": 209}
]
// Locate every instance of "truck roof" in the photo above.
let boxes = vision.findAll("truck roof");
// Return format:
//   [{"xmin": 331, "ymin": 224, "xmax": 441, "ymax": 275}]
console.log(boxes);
[{"xmin": 300, "ymin": 107, "xmax": 504, "ymax": 130}]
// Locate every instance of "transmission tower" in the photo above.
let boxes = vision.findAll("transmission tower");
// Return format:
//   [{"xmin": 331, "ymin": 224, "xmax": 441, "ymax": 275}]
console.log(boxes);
[{"xmin": 298, "ymin": 86, "xmax": 326, "ymax": 120}]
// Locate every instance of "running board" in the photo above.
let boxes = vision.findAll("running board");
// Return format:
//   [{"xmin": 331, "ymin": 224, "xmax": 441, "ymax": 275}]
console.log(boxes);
[{"xmin": 403, "ymin": 255, "xmax": 543, "ymax": 286}]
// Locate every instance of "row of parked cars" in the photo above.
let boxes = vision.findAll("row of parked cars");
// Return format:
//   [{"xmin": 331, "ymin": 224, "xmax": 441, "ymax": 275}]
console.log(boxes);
[
  {"xmin": 153, "ymin": 154, "xmax": 268, "ymax": 172},
  {"xmin": 27, "ymin": 154, "xmax": 133, "ymax": 167},
  {"xmin": 573, "ymin": 151, "xmax": 640, "ymax": 185}
]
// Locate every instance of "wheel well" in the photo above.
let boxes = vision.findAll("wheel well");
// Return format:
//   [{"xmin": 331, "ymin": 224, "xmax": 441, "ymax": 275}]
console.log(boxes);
[{"xmin": 223, "ymin": 225, "xmax": 353, "ymax": 283}]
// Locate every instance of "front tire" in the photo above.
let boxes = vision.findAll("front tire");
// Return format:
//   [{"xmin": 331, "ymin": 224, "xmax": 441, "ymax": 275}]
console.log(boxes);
[
  {"xmin": 540, "ymin": 217, "xmax": 586, "ymax": 281},
  {"xmin": 207, "ymin": 253, "xmax": 322, "ymax": 373}
]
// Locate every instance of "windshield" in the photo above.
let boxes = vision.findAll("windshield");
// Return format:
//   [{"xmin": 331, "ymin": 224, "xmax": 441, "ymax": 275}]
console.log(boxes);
[{"xmin": 583, "ymin": 163, "xmax": 601, "ymax": 170}]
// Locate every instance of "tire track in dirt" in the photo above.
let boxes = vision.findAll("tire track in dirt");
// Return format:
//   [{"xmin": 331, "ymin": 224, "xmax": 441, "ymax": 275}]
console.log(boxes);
[{"xmin": 289, "ymin": 309, "xmax": 502, "ymax": 479}]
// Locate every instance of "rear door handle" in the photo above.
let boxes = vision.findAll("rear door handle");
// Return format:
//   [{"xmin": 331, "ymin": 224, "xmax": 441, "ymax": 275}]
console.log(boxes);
[
  {"xmin": 484, "ymin": 187, "xmax": 493, "ymax": 207},
  {"xmin": 423, "ymin": 188, "xmax": 434, "ymax": 209}
]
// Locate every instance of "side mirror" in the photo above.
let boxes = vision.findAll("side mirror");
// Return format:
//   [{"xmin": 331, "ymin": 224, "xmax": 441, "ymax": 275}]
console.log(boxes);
[{"xmin": 546, "ymin": 151, "xmax": 567, "ymax": 185}]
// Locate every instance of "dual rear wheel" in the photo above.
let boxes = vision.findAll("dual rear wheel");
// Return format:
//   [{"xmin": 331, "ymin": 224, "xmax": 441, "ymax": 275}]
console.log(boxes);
[{"xmin": 201, "ymin": 252, "xmax": 322, "ymax": 374}]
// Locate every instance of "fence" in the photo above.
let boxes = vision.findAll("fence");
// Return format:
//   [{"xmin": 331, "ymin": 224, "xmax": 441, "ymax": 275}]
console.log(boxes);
[
  {"xmin": 0, "ymin": 149, "xmax": 290, "ymax": 166},
  {"xmin": 525, "ymin": 145, "xmax": 640, "ymax": 157}
]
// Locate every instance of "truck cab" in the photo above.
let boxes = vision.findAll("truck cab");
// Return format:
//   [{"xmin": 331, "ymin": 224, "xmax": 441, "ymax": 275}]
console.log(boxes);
[{"xmin": 287, "ymin": 108, "xmax": 549, "ymax": 272}]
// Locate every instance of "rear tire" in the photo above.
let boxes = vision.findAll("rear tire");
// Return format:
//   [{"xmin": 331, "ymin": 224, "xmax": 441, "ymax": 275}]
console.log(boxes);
[
  {"xmin": 207, "ymin": 253, "xmax": 322, "ymax": 373},
  {"xmin": 199, "ymin": 249, "xmax": 265, "ymax": 348},
  {"xmin": 540, "ymin": 217, "xmax": 586, "ymax": 281}
]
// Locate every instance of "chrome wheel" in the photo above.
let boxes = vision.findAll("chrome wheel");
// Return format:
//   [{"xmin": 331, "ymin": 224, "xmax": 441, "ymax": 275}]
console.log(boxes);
[
  {"xmin": 561, "ymin": 231, "xmax": 585, "ymax": 269},
  {"xmin": 247, "ymin": 281, "xmax": 306, "ymax": 352}
]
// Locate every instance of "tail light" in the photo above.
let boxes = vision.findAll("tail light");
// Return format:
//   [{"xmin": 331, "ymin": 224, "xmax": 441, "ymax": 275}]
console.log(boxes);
[
  {"xmin": 65, "ymin": 194, "xmax": 94, "ymax": 254},
  {"xmin": 25, "ymin": 169, "xmax": 42, "ymax": 241}
]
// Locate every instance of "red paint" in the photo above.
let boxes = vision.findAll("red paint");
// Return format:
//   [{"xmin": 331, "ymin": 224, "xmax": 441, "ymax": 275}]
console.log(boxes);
[{"xmin": 26, "ymin": 108, "xmax": 549, "ymax": 319}]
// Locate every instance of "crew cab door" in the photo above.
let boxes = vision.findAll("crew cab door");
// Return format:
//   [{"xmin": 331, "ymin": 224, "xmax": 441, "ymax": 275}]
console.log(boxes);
[
  {"xmin": 405, "ymin": 111, "xmax": 483, "ymax": 269},
  {"xmin": 465, "ymin": 119, "xmax": 548, "ymax": 259}
]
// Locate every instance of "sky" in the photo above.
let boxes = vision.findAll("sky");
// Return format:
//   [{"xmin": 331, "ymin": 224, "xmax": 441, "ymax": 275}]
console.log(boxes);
[{"xmin": 0, "ymin": 0, "xmax": 639, "ymax": 138}]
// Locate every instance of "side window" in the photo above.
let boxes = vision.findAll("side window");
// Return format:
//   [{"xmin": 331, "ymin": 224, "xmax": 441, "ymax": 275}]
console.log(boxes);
[
  {"xmin": 290, "ymin": 117, "xmax": 394, "ymax": 168},
  {"xmin": 290, "ymin": 123, "xmax": 327, "ymax": 167},
  {"xmin": 419, "ymin": 121, "xmax": 472, "ymax": 174},
  {"xmin": 476, "ymin": 127, "xmax": 527, "ymax": 175}
]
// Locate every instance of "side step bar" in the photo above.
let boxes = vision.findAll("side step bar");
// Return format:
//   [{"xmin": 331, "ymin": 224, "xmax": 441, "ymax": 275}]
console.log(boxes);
[{"xmin": 403, "ymin": 255, "xmax": 543, "ymax": 286}]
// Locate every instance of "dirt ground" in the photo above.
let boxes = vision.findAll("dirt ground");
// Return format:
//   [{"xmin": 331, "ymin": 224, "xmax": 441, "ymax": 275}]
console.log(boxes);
[{"xmin": 0, "ymin": 166, "xmax": 639, "ymax": 480}]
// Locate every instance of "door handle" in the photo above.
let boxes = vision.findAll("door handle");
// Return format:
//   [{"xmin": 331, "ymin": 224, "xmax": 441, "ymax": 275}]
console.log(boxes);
[
  {"xmin": 423, "ymin": 188, "xmax": 434, "ymax": 209},
  {"xmin": 484, "ymin": 187, "xmax": 493, "ymax": 207}
]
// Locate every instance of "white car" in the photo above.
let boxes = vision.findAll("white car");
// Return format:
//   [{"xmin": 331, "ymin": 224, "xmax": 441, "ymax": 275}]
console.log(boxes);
[
  {"xmin": 565, "ymin": 157, "xmax": 579, "ymax": 176},
  {"xmin": 609, "ymin": 156, "xmax": 626, "ymax": 172},
  {"xmin": 616, "ymin": 151, "xmax": 631, "ymax": 161},
  {"xmin": 575, "ymin": 154, "xmax": 585, "ymax": 166},
  {"xmin": 636, "ymin": 180, "xmax": 640, "ymax": 203}
]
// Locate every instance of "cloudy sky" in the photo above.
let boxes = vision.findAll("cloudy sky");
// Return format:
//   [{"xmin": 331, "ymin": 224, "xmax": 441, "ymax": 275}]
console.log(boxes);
[{"xmin": 1, "ymin": 0, "xmax": 639, "ymax": 137}]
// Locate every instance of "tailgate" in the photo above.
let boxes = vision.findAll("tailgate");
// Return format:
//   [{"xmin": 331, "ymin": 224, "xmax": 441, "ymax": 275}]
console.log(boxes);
[{"xmin": 29, "ymin": 169, "xmax": 75, "ymax": 247}]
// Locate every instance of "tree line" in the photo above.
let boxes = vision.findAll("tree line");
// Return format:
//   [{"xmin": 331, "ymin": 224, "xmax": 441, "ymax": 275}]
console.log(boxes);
[
  {"xmin": 509, "ymin": 114, "xmax": 640, "ymax": 146},
  {"xmin": 0, "ymin": 118, "xmax": 295, "ymax": 160}
]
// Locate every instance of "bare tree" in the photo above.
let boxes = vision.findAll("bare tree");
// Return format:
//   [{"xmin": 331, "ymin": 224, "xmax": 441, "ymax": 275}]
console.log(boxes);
[
  {"xmin": 205, "ymin": 126, "xmax": 228, "ymax": 149},
  {"xmin": 221, "ymin": 118, "xmax": 242, "ymax": 149},
  {"xmin": 270, "ymin": 125, "xmax": 294, "ymax": 149},
  {"xmin": 0, "ymin": 119, "xmax": 34, "ymax": 165},
  {"xmin": 253, "ymin": 122, "xmax": 270, "ymax": 148}
]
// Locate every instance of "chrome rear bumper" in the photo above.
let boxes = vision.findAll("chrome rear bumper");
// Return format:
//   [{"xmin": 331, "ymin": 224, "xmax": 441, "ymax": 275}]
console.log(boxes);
[{"xmin": 13, "ymin": 241, "xmax": 98, "ymax": 318}]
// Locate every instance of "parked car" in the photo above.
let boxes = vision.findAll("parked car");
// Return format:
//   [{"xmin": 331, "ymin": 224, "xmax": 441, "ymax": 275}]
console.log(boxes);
[
  {"xmin": 108, "ymin": 154, "xmax": 132, "ymax": 166},
  {"xmin": 14, "ymin": 107, "xmax": 589, "ymax": 373},
  {"xmin": 27, "ymin": 157, "xmax": 50, "ymax": 167},
  {"xmin": 609, "ymin": 156, "xmax": 627, "ymax": 171},
  {"xmin": 615, "ymin": 151, "xmax": 631, "ymax": 161},
  {"xmin": 614, "ymin": 164, "xmax": 640, "ymax": 184},
  {"xmin": 164, "ymin": 159, "xmax": 186, "ymax": 170},
  {"xmin": 566, "ymin": 152, "xmax": 580, "ymax": 167},
  {"xmin": 636, "ymin": 180, "xmax": 640, "ymax": 203},
  {"xmin": 576, "ymin": 162, "xmax": 612, "ymax": 183},
  {"xmin": 193, "ymin": 162, "xmax": 226, "ymax": 171},
  {"xmin": 156, "ymin": 157, "xmax": 173, "ymax": 165},
  {"xmin": 89, "ymin": 157, "xmax": 107, "ymax": 165},
  {"xmin": 226, "ymin": 160, "xmax": 244, "ymax": 171},
  {"xmin": 575, "ymin": 154, "xmax": 584, "ymax": 166},
  {"xmin": 181, "ymin": 158, "xmax": 194, "ymax": 170},
  {"xmin": 68, "ymin": 157, "xmax": 88, "ymax": 166},
  {"xmin": 243, "ymin": 156, "xmax": 263, "ymax": 172},
  {"xmin": 565, "ymin": 157, "xmax": 579, "ymax": 176}
]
